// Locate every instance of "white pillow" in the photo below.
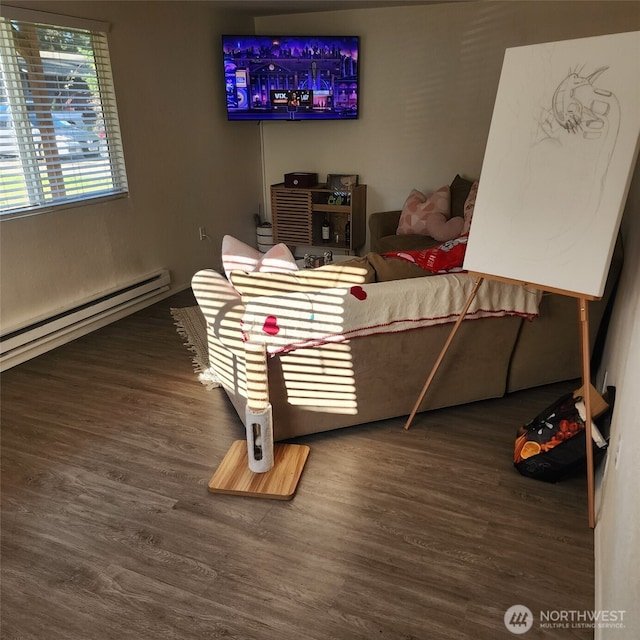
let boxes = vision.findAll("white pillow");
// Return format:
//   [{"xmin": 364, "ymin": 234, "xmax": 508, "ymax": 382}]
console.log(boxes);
[{"xmin": 221, "ymin": 235, "xmax": 298, "ymax": 280}]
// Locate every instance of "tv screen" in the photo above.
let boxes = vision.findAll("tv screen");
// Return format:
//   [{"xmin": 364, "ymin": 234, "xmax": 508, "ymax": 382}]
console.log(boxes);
[{"xmin": 222, "ymin": 35, "xmax": 360, "ymax": 121}]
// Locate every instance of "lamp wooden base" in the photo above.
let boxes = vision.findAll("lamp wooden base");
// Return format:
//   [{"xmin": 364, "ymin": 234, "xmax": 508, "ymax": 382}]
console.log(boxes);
[{"xmin": 208, "ymin": 440, "xmax": 310, "ymax": 500}]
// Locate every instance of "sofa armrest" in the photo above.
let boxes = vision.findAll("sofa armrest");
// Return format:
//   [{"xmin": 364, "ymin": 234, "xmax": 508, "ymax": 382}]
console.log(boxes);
[
  {"xmin": 369, "ymin": 210, "xmax": 401, "ymax": 253},
  {"xmin": 191, "ymin": 269, "xmax": 246, "ymax": 355}
]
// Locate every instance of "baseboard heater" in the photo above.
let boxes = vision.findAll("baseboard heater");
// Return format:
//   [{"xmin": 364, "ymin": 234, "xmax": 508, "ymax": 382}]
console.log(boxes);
[{"xmin": 1, "ymin": 269, "xmax": 171, "ymax": 371}]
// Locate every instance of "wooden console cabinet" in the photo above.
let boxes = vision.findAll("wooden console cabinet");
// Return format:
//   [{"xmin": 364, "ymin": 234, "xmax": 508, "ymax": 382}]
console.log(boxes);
[{"xmin": 271, "ymin": 182, "xmax": 366, "ymax": 253}]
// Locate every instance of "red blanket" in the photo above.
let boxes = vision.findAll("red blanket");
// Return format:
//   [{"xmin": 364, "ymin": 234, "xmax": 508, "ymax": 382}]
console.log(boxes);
[{"xmin": 382, "ymin": 235, "xmax": 468, "ymax": 274}]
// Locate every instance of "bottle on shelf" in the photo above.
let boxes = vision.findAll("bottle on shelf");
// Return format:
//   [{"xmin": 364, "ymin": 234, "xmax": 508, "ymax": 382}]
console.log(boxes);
[
  {"xmin": 322, "ymin": 216, "xmax": 331, "ymax": 243},
  {"xmin": 345, "ymin": 220, "xmax": 350, "ymax": 246}
]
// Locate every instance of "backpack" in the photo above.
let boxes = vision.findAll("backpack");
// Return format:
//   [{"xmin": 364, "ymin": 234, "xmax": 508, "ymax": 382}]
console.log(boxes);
[{"xmin": 514, "ymin": 387, "xmax": 611, "ymax": 483}]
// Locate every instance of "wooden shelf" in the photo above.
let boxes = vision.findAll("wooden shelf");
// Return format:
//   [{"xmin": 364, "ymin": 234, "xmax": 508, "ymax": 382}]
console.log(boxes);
[
  {"xmin": 312, "ymin": 204, "xmax": 351, "ymax": 213},
  {"xmin": 271, "ymin": 182, "xmax": 366, "ymax": 252}
]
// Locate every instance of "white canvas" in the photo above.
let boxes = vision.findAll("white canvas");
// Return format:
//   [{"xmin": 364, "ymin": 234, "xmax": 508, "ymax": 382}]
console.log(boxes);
[{"xmin": 463, "ymin": 31, "xmax": 640, "ymax": 298}]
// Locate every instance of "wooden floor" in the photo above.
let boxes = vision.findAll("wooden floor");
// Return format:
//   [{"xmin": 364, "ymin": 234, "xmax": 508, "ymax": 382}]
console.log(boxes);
[{"xmin": 1, "ymin": 290, "xmax": 595, "ymax": 640}]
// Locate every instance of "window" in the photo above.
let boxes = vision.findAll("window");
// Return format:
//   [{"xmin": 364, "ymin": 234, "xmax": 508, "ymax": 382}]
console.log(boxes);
[{"xmin": 0, "ymin": 9, "xmax": 127, "ymax": 217}]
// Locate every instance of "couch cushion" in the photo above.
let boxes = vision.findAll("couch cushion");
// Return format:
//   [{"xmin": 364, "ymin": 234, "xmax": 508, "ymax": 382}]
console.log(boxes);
[
  {"xmin": 221, "ymin": 235, "xmax": 298, "ymax": 279},
  {"xmin": 230, "ymin": 257, "xmax": 375, "ymax": 301},
  {"xmin": 375, "ymin": 233, "xmax": 441, "ymax": 254},
  {"xmin": 396, "ymin": 186, "xmax": 450, "ymax": 236},
  {"xmin": 449, "ymin": 174, "xmax": 474, "ymax": 218},
  {"xmin": 365, "ymin": 252, "xmax": 435, "ymax": 281}
]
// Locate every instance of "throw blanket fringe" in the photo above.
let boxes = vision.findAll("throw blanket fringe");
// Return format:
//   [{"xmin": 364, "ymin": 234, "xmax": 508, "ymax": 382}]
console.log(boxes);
[{"xmin": 170, "ymin": 307, "xmax": 221, "ymax": 389}]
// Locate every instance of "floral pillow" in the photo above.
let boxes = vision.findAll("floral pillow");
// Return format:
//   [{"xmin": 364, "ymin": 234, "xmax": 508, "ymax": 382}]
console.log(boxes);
[
  {"xmin": 396, "ymin": 185, "xmax": 451, "ymax": 236},
  {"xmin": 221, "ymin": 235, "xmax": 298, "ymax": 280}
]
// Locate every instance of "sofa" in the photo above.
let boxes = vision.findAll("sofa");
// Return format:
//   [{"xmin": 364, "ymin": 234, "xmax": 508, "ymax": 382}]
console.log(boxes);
[
  {"xmin": 192, "ymin": 240, "xmax": 622, "ymax": 442},
  {"xmin": 369, "ymin": 174, "xmax": 474, "ymax": 253}
]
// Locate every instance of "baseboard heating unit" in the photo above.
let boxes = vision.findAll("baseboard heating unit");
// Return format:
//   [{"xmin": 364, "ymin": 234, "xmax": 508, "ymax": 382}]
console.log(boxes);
[{"xmin": 1, "ymin": 269, "xmax": 171, "ymax": 372}]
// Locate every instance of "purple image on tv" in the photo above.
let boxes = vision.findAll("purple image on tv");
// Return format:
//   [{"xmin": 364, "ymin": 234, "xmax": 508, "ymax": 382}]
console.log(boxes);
[{"xmin": 222, "ymin": 35, "xmax": 359, "ymax": 121}]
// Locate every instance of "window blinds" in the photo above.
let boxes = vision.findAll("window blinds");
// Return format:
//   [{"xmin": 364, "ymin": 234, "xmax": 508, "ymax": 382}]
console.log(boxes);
[{"xmin": 0, "ymin": 14, "xmax": 128, "ymax": 216}]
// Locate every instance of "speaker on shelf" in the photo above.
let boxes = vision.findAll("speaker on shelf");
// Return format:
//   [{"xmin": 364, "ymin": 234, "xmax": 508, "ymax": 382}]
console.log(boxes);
[{"xmin": 284, "ymin": 172, "xmax": 318, "ymax": 188}]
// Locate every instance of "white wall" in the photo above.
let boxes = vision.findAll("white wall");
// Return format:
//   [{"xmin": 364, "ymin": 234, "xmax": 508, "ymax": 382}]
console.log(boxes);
[
  {"xmin": 595, "ymin": 162, "xmax": 640, "ymax": 640},
  {"xmin": 0, "ymin": 1, "xmax": 262, "ymax": 333}
]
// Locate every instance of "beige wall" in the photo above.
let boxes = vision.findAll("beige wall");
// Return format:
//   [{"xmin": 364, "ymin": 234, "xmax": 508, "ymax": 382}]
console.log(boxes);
[
  {"xmin": 257, "ymin": 1, "xmax": 640, "ymax": 235},
  {"xmin": 0, "ymin": 1, "xmax": 262, "ymax": 332}
]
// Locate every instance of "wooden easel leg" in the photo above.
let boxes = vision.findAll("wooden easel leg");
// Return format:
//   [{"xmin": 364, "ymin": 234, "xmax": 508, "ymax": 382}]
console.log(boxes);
[
  {"xmin": 404, "ymin": 277, "xmax": 484, "ymax": 430},
  {"xmin": 579, "ymin": 297, "xmax": 596, "ymax": 529}
]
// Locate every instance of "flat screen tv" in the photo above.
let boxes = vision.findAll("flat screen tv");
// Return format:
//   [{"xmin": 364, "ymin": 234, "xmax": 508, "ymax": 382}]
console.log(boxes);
[{"xmin": 222, "ymin": 35, "xmax": 360, "ymax": 121}]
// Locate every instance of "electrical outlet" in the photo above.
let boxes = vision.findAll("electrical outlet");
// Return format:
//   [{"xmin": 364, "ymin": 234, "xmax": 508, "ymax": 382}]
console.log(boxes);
[{"xmin": 199, "ymin": 226, "xmax": 208, "ymax": 241}]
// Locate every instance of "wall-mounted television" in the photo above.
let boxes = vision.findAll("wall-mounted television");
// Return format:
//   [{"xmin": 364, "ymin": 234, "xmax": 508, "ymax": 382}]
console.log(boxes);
[{"xmin": 222, "ymin": 35, "xmax": 360, "ymax": 121}]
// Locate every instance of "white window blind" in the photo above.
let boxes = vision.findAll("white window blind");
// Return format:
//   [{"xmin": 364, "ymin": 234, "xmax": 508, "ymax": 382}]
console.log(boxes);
[{"xmin": 0, "ymin": 13, "xmax": 128, "ymax": 217}]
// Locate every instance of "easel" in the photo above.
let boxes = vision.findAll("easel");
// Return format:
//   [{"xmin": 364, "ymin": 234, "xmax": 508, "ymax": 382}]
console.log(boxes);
[{"xmin": 404, "ymin": 274, "xmax": 599, "ymax": 529}]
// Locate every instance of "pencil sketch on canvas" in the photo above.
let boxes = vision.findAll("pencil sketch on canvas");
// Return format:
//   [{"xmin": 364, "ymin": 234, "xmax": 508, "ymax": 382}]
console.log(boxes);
[
  {"xmin": 463, "ymin": 31, "xmax": 640, "ymax": 298},
  {"xmin": 528, "ymin": 65, "xmax": 620, "ymax": 250}
]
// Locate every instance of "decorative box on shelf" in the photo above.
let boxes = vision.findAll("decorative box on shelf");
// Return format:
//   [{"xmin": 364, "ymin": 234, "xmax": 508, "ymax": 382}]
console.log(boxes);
[{"xmin": 284, "ymin": 172, "xmax": 318, "ymax": 188}]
